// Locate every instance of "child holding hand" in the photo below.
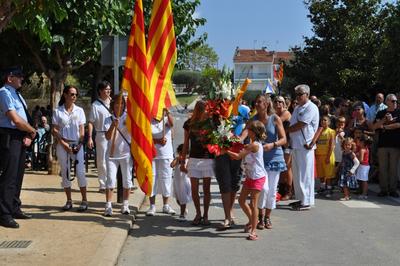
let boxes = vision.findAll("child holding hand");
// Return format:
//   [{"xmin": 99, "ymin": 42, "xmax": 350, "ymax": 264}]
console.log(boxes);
[
  {"xmin": 226, "ymin": 120, "xmax": 267, "ymax": 241},
  {"xmin": 171, "ymin": 144, "xmax": 192, "ymax": 221}
]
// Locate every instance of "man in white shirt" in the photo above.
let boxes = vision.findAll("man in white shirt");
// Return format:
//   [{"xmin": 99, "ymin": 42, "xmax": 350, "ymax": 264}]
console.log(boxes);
[
  {"xmin": 87, "ymin": 81, "xmax": 112, "ymax": 192},
  {"xmin": 366, "ymin": 93, "xmax": 387, "ymax": 122},
  {"xmin": 288, "ymin": 84, "xmax": 319, "ymax": 210}
]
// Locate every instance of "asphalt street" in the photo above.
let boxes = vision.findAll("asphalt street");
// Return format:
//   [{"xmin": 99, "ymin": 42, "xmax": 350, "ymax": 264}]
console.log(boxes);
[{"xmin": 117, "ymin": 109, "xmax": 400, "ymax": 266}]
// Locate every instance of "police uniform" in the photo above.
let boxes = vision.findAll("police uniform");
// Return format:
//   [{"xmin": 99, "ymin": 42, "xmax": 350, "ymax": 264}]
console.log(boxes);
[
  {"xmin": 289, "ymin": 100, "xmax": 319, "ymax": 206},
  {"xmin": 88, "ymin": 99, "xmax": 111, "ymax": 190},
  {"xmin": 52, "ymin": 104, "xmax": 87, "ymax": 188},
  {"xmin": 0, "ymin": 77, "xmax": 32, "ymax": 227}
]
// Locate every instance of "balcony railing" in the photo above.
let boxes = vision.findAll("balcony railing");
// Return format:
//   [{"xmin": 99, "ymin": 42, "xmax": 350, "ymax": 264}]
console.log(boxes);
[{"xmin": 234, "ymin": 72, "xmax": 271, "ymax": 80}]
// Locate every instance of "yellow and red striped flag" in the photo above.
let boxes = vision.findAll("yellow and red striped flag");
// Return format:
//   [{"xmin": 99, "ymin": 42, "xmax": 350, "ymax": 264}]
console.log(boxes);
[
  {"xmin": 122, "ymin": 0, "xmax": 154, "ymax": 196},
  {"xmin": 147, "ymin": 0, "xmax": 177, "ymax": 120}
]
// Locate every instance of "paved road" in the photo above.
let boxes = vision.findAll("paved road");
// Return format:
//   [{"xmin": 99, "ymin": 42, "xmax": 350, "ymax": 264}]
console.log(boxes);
[
  {"xmin": 117, "ymin": 109, "xmax": 400, "ymax": 266},
  {"xmin": 118, "ymin": 180, "xmax": 400, "ymax": 266}
]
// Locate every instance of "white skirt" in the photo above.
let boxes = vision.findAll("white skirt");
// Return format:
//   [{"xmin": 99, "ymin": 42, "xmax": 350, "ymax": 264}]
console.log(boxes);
[
  {"xmin": 356, "ymin": 165, "xmax": 370, "ymax": 181},
  {"xmin": 187, "ymin": 158, "xmax": 215, "ymax": 178}
]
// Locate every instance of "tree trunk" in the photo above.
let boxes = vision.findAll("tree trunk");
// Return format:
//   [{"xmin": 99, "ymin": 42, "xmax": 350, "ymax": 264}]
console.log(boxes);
[{"xmin": 47, "ymin": 69, "xmax": 67, "ymax": 175}]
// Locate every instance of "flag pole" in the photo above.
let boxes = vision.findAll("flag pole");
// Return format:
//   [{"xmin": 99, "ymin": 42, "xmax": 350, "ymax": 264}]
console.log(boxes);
[{"xmin": 110, "ymin": 92, "xmax": 124, "ymax": 157}]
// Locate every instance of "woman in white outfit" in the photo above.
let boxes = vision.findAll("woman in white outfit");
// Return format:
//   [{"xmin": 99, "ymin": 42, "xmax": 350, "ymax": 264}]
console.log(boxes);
[
  {"xmin": 87, "ymin": 81, "xmax": 112, "ymax": 192},
  {"xmin": 52, "ymin": 85, "xmax": 87, "ymax": 211},
  {"xmin": 146, "ymin": 108, "xmax": 175, "ymax": 216},
  {"xmin": 103, "ymin": 95, "xmax": 133, "ymax": 216}
]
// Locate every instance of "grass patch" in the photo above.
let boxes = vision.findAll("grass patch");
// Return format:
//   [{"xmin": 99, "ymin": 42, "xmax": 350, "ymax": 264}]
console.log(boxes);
[{"xmin": 176, "ymin": 94, "xmax": 199, "ymax": 106}]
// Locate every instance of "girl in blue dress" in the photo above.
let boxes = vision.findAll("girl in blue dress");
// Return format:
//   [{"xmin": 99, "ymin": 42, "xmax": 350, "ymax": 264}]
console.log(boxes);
[{"xmin": 338, "ymin": 137, "xmax": 360, "ymax": 201}]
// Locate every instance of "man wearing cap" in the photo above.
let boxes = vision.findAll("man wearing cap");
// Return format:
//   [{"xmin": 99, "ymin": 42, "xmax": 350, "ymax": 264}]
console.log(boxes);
[
  {"xmin": 287, "ymin": 84, "xmax": 319, "ymax": 210},
  {"xmin": 0, "ymin": 67, "xmax": 36, "ymax": 228}
]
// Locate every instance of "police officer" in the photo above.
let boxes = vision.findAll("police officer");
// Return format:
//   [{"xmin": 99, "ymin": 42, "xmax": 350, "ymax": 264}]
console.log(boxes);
[{"xmin": 0, "ymin": 67, "xmax": 36, "ymax": 228}]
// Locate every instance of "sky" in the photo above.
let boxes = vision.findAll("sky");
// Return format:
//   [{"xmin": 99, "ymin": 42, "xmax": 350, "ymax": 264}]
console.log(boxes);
[{"xmin": 194, "ymin": 0, "xmax": 314, "ymax": 68}]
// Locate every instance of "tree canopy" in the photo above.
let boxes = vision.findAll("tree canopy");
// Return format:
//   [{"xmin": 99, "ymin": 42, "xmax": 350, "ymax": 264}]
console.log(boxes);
[
  {"xmin": 0, "ymin": 0, "xmax": 206, "ymax": 106},
  {"xmin": 287, "ymin": 0, "xmax": 393, "ymax": 101}
]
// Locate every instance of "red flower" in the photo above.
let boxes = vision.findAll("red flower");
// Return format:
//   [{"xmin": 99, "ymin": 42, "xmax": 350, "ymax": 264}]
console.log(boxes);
[{"xmin": 206, "ymin": 144, "xmax": 221, "ymax": 156}]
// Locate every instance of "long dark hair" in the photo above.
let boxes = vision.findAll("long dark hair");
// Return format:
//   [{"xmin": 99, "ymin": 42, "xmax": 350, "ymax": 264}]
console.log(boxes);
[{"xmin": 58, "ymin": 85, "xmax": 78, "ymax": 106}]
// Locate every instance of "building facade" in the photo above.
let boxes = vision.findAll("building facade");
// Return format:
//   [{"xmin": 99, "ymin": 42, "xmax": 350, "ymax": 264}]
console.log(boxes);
[{"xmin": 233, "ymin": 47, "xmax": 292, "ymax": 92}]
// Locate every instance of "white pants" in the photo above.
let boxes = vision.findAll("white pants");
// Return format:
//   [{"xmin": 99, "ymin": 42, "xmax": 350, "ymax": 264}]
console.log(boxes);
[
  {"xmin": 106, "ymin": 156, "xmax": 133, "ymax": 189},
  {"xmin": 56, "ymin": 144, "xmax": 86, "ymax": 188},
  {"xmin": 95, "ymin": 133, "xmax": 108, "ymax": 189},
  {"xmin": 258, "ymin": 171, "xmax": 280, "ymax": 209},
  {"xmin": 151, "ymin": 159, "xmax": 173, "ymax": 197},
  {"xmin": 292, "ymin": 149, "xmax": 315, "ymax": 206}
]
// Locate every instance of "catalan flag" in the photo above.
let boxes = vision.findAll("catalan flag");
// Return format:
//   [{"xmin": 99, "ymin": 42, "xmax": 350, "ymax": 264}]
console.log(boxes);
[
  {"xmin": 122, "ymin": 0, "xmax": 154, "ymax": 196},
  {"xmin": 273, "ymin": 62, "xmax": 284, "ymax": 85},
  {"xmin": 147, "ymin": 0, "xmax": 177, "ymax": 120}
]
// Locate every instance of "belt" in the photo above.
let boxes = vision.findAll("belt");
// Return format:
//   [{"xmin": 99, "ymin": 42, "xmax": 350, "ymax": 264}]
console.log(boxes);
[
  {"xmin": 96, "ymin": 131, "xmax": 106, "ymax": 134},
  {"xmin": 0, "ymin": 127, "xmax": 26, "ymax": 137}
]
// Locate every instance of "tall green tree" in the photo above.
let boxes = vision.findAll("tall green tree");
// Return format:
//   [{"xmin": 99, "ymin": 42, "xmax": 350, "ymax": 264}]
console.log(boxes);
[
  {"xmin": 1, "ymin": 0, "xmax": 206, "ymax": 107},
  {"xmin": 181, "ymin": 43, "xmax": 219, "ymax": 71},
  {"xmin": 287, "ymin": 0, "xmax": 386, "ymax": 99},
  {"xmin": 377, "ymin": 2, "xmax": 400, "ymax": 92}
]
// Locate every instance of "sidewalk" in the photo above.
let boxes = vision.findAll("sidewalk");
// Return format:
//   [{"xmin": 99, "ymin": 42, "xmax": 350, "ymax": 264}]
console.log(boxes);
[{"xmin": 0, "ymin": 170, "xmax": 146, "ymax": 266}]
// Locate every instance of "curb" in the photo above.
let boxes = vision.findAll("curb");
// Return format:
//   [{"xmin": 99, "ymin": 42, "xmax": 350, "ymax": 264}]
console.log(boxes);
[{"xmin": 88, "ymin": 188, "xmax": 147, "ymax": 266}]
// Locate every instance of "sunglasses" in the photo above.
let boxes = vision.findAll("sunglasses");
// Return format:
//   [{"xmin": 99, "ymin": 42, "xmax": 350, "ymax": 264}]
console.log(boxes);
[
  {"xmin": 69, "ymin": 93, "xmax": 78, "ymax": 97},
  {"xmin": 274, "ymin": 100, "xmax": 284, "ymax": 104},
  {"xmin": 391, "ymin": 100, "xmax": 398, "ymax": 103},
  {"xmin": 295, "ymin": 92, "xmax": 305, "ymax": 97}
]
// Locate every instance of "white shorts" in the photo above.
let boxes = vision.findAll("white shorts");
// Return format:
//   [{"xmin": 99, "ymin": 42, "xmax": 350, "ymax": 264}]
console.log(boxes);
[
  {"xmin": 106, "ymin": 156, "xmax": 133, "ymax": 189},
  {"xmin": 356, "ymin": 165, "xmax": 370, "ymax": 181},
  {"xmin": 151, "ymin": 159, "xmax": 173, "ymax": 197},
  {"xmin": 187, "ymin": 158, "xmax": 215, "ymax": 178}
]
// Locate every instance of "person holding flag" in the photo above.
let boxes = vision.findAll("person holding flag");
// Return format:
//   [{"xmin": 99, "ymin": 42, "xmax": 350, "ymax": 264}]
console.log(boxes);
[{"xmin": 146, "ymin": 109, "xmax": 176, "ymax": 216}]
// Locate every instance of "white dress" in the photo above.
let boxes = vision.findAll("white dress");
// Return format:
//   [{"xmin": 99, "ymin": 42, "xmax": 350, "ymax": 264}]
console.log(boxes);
[{"xmin": 173, "ymin": 160, "xmax": 192, "ymax": 204}]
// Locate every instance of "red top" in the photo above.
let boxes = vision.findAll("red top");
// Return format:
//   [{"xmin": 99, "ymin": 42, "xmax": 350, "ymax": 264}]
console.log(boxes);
[{"xmin": 360, "ymin": 148, "xmax": 369, "ymax": 165}]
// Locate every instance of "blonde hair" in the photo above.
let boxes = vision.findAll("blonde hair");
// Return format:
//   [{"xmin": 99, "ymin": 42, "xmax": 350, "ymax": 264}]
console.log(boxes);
[
  {"xmin": 255, "ymin": 94, "xmax": 274, "ymax": 115},
  {"xmin": 342, "ymin": 137, "xmax": 355, "ymax": 151},
  {"xmin": 247, "ymin": 120, "xmax": 267, "ymax": 141}
]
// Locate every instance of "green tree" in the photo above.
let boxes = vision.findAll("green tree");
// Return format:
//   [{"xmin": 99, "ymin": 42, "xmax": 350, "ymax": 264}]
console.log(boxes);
[
  {"xmin": 377, "ymin": 2, "xmax": 400, "ymax": 92},
  {"xmin": 172, "ymin": 70, "xmax": 201, "ymax": 93},
  {"xmin": 1, "ymin": 0, "xmax": 206, "ymax": 108},
  {"xmin": 181, "ymin": 43, "xmax": 219, "ymax": 71},
  {"xmin": 287, "ymin": 0, "xmax": 386, "ymax": 99}
]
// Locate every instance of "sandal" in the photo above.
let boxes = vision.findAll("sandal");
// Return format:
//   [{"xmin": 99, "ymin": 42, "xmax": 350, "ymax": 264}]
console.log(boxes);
[
  {"xmin": 264, "ymin": 217, "xmax": 272, "ymax": 229},
  {"xmin": 340, "ymin": 197, "xmax": 351, "ymax": 201},
  {"xmin": 256, "ymin": 221, "xmax": 265, "ymax": 230},
  {"xmin": 244, "ymin": 223, "xmax": 252, "ymax": 233},
  {"xmin": 246, "ymin": 233, "xmax": 259, "ymax": 241},
  {"xmin": 216, "ymin": 220, "xmax": 232, "ymax": 231},
  {"xmin": 191, "ymin": 215, "xmax": 202, "ymax": 226},
  {"xmin": 201, "ymin": 217, "xmax": 211, "ymax": 226}
]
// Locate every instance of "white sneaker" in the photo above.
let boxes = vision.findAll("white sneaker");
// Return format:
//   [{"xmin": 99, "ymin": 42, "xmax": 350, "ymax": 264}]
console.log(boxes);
[
  {"xmin": 104, "ymin": 207, "xmax": 113, "ymax": 217},
  {"xmin": 121, "ymin": 205, "xmax": 130, "ymax": 215},
  {"xmin": 162, "ymin": 205, "xmax": 176, "ymax": 215},
  {"xmin": 146, "ymin": 205, "xmax": 156, "ymax": 216}
]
